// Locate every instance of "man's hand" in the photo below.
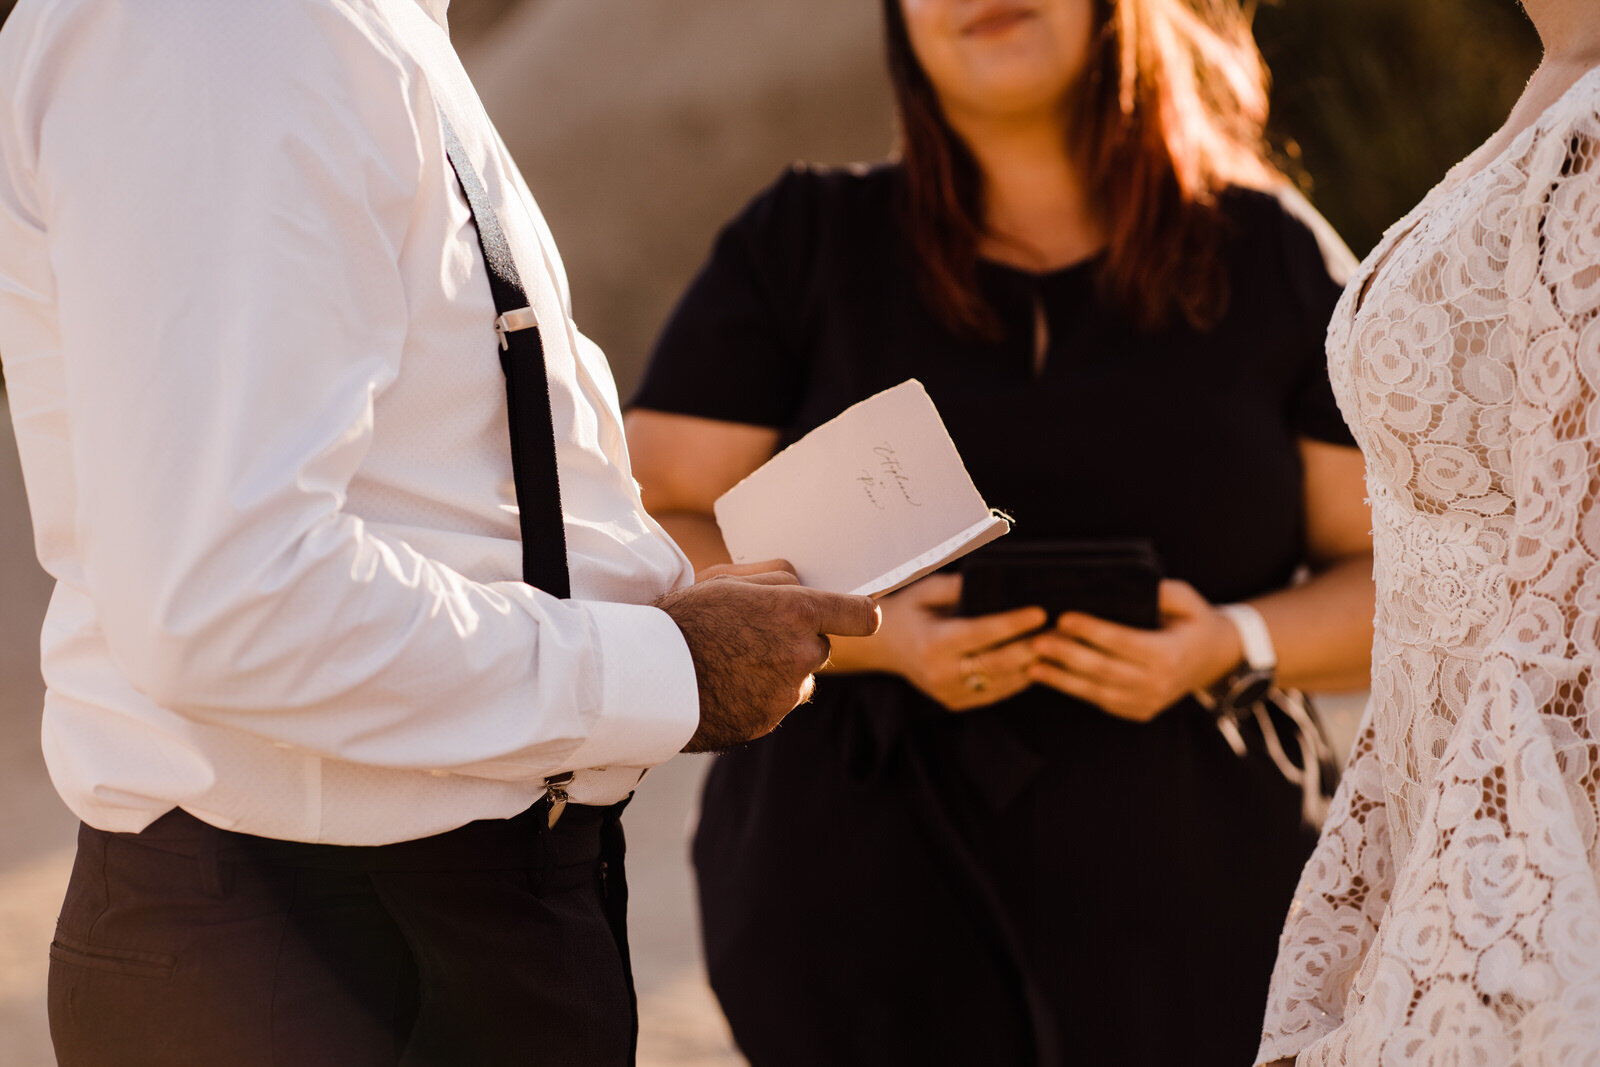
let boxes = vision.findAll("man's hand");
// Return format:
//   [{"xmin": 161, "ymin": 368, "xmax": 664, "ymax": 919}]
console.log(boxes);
[{"xmin": 657, "ymin": 561, "xmax": 881, "ymax": 752}]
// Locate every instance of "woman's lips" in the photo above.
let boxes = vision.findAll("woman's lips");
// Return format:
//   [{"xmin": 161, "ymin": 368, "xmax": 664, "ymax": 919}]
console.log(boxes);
[{"xmin": 962, "ymin": 6, "xmax": 1037, "ymax": 36}]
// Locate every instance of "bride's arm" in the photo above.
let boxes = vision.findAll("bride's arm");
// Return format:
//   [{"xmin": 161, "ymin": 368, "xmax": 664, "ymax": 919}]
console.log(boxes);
[{"xmin": 1254, "ymin": 706, "xmax": 1394, "ymax": 1065}]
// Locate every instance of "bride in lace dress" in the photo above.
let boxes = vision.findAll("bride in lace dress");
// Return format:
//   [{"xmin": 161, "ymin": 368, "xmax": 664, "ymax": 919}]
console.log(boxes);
[{"xmin": 1258, "ymin": 5, "xmax": 1600, "ymax": 1064}]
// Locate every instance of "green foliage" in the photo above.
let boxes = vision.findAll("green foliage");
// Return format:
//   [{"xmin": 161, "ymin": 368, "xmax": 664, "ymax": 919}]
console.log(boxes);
[{"xmin": 1254, "ymin": 0, "xmax": 1542, "ymax": 257}]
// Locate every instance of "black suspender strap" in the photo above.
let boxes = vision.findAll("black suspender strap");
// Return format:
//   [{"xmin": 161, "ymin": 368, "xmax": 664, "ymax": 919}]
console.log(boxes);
[{"xmin": 438, "ymin": 111, "xmax": 572, "ymax": 599}]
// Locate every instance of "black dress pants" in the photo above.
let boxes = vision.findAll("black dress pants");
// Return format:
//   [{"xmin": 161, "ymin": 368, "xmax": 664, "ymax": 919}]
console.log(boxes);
[{"xmin": 48, "ymin": 799, "xmax": 635, "ymax": 1067}]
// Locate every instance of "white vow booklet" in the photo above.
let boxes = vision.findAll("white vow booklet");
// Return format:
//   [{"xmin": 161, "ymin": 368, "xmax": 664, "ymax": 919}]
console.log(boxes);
[{"xmin": 714, "ymin": 380, "xmax": 1012, "ymax": 597}]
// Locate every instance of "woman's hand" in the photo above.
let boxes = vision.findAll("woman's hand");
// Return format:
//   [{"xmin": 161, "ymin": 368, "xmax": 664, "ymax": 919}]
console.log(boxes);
[
  {"xmin": 1028, "ymin": 580, "xmax": 1242, "ymax": 722},
  {"xmin": 863, "ymin": 573, "xmax": 1047, "ymax": 712}
]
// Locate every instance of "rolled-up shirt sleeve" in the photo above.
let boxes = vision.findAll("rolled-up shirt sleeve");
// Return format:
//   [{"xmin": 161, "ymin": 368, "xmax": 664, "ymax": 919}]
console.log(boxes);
[{"xmin": 21, "ymin": 1, "xmax": 698, "ymax": 778}]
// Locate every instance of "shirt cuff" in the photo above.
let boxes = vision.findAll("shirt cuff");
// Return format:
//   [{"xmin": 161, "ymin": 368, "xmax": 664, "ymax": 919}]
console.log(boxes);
[{"xmin": 561, "ymin": 599, "xmax": 700, "ymax": 771}]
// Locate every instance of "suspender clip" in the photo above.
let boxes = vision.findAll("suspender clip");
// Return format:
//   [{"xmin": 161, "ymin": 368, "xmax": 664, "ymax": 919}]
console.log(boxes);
[
  {"xmin": 495, "ymin": 306, "xmax": 540, "ymax": 351},
  {"xmin": 544, "ymin": 771, "xmax": 576, "ymax": 828}
]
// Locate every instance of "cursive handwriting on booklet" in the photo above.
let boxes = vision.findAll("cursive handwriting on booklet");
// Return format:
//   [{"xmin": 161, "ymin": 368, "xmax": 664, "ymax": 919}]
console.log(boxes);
[
  {"xmin": 715, "ymin": 380, "xmax": 1009, "ymax": 597},
  {"xmin": 858, "ymin": 443, "xmax": 922, "ymax": 510}
]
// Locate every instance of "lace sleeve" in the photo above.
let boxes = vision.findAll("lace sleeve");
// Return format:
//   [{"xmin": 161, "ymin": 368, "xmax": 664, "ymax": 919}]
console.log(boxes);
[
  {"xmin": 1264, "ymin": 106, "xmax": 1600, "ymax": 1066},
  {"xmin": 1255, "ymin": 706, "xmax": 1395, "ymax": 1063}
]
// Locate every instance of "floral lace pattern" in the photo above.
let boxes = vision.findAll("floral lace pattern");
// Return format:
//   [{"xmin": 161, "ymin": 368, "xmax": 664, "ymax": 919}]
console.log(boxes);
[{"xmin": 1258, "ymin": 68, "xmax": 1600, "ymax": 1066}]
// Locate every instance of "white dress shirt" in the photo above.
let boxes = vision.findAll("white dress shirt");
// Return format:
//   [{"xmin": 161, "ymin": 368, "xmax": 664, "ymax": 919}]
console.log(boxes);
[{"xmin": 0, "ymin": 0, "xmax": 702, "ymax": 844}]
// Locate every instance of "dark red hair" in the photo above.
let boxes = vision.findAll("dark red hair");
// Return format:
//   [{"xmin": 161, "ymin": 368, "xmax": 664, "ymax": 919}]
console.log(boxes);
[{"xmin": 883, "ymin": 0, "xmax": 1281, "ymax": 336}]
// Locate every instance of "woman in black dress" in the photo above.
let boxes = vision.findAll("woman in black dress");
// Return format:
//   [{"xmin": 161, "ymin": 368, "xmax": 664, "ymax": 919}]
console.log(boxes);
[{"xmin": 627, "ymin": 1, "xmax": 1374, "ymax": 1063}]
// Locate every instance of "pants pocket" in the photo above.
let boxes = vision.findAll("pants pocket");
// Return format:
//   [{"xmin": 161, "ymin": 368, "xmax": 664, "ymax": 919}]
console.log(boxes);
[{"xmin": 49, "ymin": 934, "xmax": 176, "ymax": 980}]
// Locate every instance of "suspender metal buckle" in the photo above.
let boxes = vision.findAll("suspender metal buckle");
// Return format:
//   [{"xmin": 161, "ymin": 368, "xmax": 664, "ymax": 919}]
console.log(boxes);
[
  {"xmin": 495, "ymin": 306, "xmax": 540, "ymax": 351},
  {"xmin": 544, "ymin": 771, "xmax": 576, "ymax": 828}
]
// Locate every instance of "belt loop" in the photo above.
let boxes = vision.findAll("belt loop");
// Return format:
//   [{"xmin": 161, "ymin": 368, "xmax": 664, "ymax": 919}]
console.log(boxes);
[
  {"xmin": 532, "ymin": 795, "xmax": 557, "ymax": 890},
  {"xmin": 196, "ymin": 822, "xmax": 224, "ymax": 899}
]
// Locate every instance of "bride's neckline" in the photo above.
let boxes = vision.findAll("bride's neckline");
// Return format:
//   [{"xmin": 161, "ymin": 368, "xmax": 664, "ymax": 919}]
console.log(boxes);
[
  {"xmin": 1427, "ymin": 61, "xmax": 1600, "ymax": 207},
  {"xmin": 1348, "ymin": 61, "xmax": 1600, "ymax": 317}
]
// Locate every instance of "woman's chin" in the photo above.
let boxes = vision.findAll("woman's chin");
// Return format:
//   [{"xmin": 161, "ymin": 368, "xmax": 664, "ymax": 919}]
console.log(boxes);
[{"xmin": 944, "ymin": 74, "xmax": 1076, "ymax": 124}]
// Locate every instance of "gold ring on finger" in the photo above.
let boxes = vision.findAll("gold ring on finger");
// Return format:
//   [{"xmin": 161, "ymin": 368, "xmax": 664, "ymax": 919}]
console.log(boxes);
[{"xmin": 960, "ymin": 653, "xmax": 992, "ymax": 693}]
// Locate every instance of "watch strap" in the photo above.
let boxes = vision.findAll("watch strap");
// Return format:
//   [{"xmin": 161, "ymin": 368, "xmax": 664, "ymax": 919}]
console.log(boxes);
[{"xmin": 1218, "ymin": 603, "xmax": 1276, "ymax": 671}]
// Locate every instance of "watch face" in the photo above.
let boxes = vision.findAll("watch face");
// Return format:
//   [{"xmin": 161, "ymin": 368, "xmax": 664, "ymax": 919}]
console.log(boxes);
[{"xmin": 1226, "ymin": 669, "xmax": 1275, "ymax": 710}]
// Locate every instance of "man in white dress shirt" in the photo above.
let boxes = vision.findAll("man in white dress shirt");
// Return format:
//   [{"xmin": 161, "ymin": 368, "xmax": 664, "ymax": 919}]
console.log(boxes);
[{"xmin": 0, "ymin": 0, "xmax": 879, "ymax": 1062}]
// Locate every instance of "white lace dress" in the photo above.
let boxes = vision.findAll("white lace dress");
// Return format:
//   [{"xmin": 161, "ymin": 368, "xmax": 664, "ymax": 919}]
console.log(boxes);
[{"xmin": 1257, "ymin": 68, "xmax": 1600, "ymax": 1066}]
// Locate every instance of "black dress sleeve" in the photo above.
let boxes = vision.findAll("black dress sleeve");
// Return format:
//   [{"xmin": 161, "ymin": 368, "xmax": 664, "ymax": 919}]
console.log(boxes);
[
  {"xmin": 1272, "ymin": 189, "xmax": 1360, "ymax": 447},
  {"xmin": 629, "ymin": 166, "xmax": 822, "ymax": 428}
]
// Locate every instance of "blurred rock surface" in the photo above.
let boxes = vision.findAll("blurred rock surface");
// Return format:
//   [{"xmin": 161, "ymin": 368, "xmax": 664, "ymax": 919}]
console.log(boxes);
[{"xmin": 463, "ymin": 0, "xmax": 894, "ymax": 394}]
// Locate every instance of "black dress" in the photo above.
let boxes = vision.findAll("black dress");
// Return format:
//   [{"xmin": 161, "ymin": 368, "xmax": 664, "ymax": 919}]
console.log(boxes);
[{"xmin": 632, "ymin": 164, "xmax": 1357, "ymax": 1067}]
